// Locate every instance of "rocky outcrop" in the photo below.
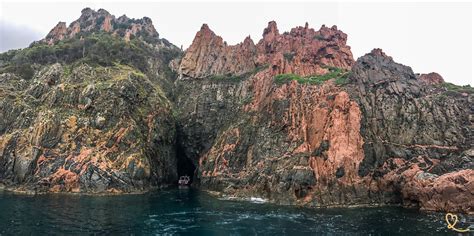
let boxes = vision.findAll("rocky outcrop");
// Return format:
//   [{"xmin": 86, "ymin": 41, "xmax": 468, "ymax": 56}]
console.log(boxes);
[
  {"xmin": 350, "ymin": 49, "xmax": 473, "ymax": 213},
  {"xmin": 42, "ymin": 8, "xmax": 174, "ymax": 47},
  {"xmin": 179, "ymin": 21, "xmax": 354, "ymax": 79},
  {"xmin": 45, "ymin": 22, "xmax": 68, "ymax": 43},
  {"xmin": 255, "ymin": 22, "xmax": 354, "ymax": 76},
  {"xmin": 175, "ymin": 26, "xmax": 473, "ymax": 213},
  {"xmin": 382, "ymin": 156, "xmax": 474, "ymax": 213},
  {"xmin": 418, "ymin": 72, "xmax": 444, "ymax": 85},
  {"xmin": 352, "ymin": 49, "xmax": 471, "ymax": 175},
  {"xmin": 178, "ymin": 24, "xmax": 257, "ymax": 79}
]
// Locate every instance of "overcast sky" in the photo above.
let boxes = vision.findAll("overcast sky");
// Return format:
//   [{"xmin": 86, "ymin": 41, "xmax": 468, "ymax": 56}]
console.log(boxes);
[{"xmin": 0, "ymin": 1, "xmax": 472, "ymax": 85}]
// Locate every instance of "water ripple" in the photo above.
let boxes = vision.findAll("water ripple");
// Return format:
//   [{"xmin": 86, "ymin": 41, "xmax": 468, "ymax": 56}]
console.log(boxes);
[{"xmin": 0, "ymin": 189, "xmax": 452, "ymax": 235}]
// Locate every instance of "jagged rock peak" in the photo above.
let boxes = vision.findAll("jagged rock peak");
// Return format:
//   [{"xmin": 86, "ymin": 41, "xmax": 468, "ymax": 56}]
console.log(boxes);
[
  {"xmin": 200, "ymin": 23, "xmax": 211, "ymax": 31},
  {"xmin": 179, "ymin": 21, "xmax": 354, "ymax": 79},
  {"xmin": 263, "ymin": 21, "xmax": 279, "ymax": 37},
  {"xmin": 352, "ymin": 48, "xmax": 417, "ymax": 85},
  {"xmin": 79, "ymin": 7, "xmax": 111, "ymax": 19},
  {"xmin": 195, "ymin": 24, "xmax": 219, "ymax": 41},
  {"xmin": 369, "ymin": 48, "xmax": 391, "ymax": 59},
  {"xmin": 179, "ymin": 23, "xmax": 257, "ymax": 78},
  {"xmin": 46, "ymin": 22, "xmax": 68, "ymax": 42},
  {"xmin": 42, "ymin": 7, "xmax": 162, "ymax": 45}
]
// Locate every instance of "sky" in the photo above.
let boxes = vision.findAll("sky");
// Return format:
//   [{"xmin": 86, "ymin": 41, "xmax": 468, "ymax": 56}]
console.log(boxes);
[{"xmin": 0, "ymin": 1, "xmax": 472, "ymax": 86}]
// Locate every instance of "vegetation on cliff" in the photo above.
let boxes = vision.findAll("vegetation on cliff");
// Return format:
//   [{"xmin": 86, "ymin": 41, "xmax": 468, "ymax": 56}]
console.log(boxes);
[
  {"xmin": 0, "ymin": 32, "xmax": 180, "ymax": 76},
  {"xmin": 439, "ymin": 82, "xmax": 473, "ymax": 93},
  {"xmin": 273, "ymin": 66, "xmax": 351, "ymax": 85}
]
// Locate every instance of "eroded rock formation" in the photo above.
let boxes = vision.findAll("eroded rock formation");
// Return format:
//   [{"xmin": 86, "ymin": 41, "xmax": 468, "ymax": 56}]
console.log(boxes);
[
  {"xmin": 42, "ymin": 8, "xmax": 172, "ymax": 47},
  {"xmin": 175, "ymin": 25, "xmax": 473, "ymax": 213},
  {"xmin": 179, "ymin": 21, "xmax": 354, "ymax": 78}
]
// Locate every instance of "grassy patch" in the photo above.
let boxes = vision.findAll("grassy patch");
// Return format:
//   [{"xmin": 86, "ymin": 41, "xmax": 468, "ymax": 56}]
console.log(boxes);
[
  {"xmin": 334, "ymin": 75, "xmax": 350, "ymax": 85},
  {"xmin": 274, "ymin": 67, "xmax": 351, "ymax": 85},
  {"xmin": 440, "ymin": 82, "xmax": 473, "ymax": 93}
]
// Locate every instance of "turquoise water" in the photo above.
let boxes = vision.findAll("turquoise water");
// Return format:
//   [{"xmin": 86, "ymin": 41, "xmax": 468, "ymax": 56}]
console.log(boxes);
[{"xmin": 0, "ymin": 188, "xmax": 454, "ymax": 235}]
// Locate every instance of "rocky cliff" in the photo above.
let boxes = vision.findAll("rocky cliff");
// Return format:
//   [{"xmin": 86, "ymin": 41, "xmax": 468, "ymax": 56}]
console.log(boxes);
[
  {"xmin": 1, "ymin": 9, "xmax": 472, "ymax": 213},
  {"xmin": 0, "ymin": 9, "xmax": 181, "ymax": 193},
  {"xmin": 174, "ymin": 24, "xmax": 473, "ymax": 213}
]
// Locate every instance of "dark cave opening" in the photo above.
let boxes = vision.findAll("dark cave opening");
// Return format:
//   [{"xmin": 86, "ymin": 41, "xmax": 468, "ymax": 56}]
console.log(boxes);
[{"xmin": 176, "ymin": 142, "xmax": 196, "ymax": 185}]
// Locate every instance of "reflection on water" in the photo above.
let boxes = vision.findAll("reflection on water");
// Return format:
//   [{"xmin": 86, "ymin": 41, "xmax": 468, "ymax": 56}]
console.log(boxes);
[{"xmin": 0, "ymin": 188, "xmax": 451, "ymax": 235}]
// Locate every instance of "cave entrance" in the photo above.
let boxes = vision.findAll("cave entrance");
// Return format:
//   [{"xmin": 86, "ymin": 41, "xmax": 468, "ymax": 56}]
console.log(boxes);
[{"xmin": 176, "ymin": 143, "xmax": 196, "ymax": 184}]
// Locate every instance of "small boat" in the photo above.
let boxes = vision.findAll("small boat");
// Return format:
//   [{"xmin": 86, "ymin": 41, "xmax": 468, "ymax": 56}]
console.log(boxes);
[{"xmin": 178, "ymin": 175, "xmax": 191, "ymax": 186}]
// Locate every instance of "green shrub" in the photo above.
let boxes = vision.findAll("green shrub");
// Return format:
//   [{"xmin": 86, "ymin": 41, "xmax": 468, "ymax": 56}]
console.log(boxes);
[
  {"xmin": 334, "ymin": 72, "xmax": 351, "ymax": 85},
  {"xmin": 334, "ymin": 76, "xmax": 348, "ymax": 85},
  {"xmin": 0, "ymin": 64, "xmax": 35, "ymax": 80},
  {"xmin": 440, "ymin": 82, "xmax": 473, "ymax": 94},
  {"xmin": 1, "ymin": 32, "xmax": 153, "ymax": 72},
  {"xmin": 274, "ymin": 67, "xmax": 351, "ymax": 85}
]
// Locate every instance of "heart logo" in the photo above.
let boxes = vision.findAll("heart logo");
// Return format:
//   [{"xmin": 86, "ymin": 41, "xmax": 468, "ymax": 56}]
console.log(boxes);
[
  {"xmin": 445, "ymin": 213, "xmax": 470, "ymax": 233},
  {"xmin": 446, "ymin": 213, "xmax": 458, "ymax": 228}
]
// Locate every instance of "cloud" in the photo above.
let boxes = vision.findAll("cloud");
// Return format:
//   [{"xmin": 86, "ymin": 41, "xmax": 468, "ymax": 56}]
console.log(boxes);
[{"xmin": 0, "ymin": 20, "xmax": 44, "ymax": 52}]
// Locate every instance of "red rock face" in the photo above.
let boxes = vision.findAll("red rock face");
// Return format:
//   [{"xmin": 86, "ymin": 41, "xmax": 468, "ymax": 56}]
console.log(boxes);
[
  {"xmin": 192, "ymin": 71, "xmax": 473, "ymax": 212},
  {"xmin": 179, "ymin": 24, "xmax": 257, "ymax": 78},
  {"xmin": 418, "ymin": 72, "xmax": 445, "ymax": 85},
  {"xmin": 44, "ymin": 22, "xmax": 68, "ymax": 45},
  {"xmin": 263, "ymin": 82, "xmax": 366, "ymax": 203},
  {"xmin": 377, "ymin": 157, "xmax": 473, "ymax": 213},
  {"xmin": 179, "ymin": 21, "xmax": 354, "ymax": 78},
  {"xmin": 256, "ymin": 22, "xmax": 354, "ymax": 76},
  {"xmin": 193, "ymin": 78, "xmax": 373, "ymax": 206}
]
